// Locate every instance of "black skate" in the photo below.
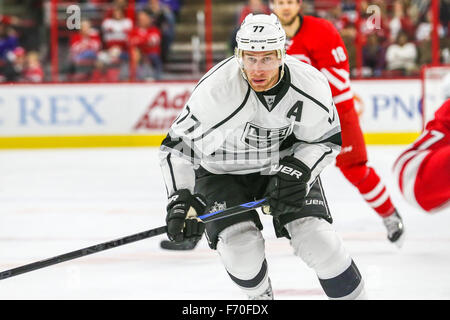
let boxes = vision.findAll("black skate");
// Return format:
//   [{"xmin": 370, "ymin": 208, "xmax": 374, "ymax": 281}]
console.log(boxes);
[
  {"xmin": 383, "ymin": 210, "xmax": 405, "ymax": 248},
  {"xmin": 248, "ymin": 278, "xmax": 274, "ymax": 300}
]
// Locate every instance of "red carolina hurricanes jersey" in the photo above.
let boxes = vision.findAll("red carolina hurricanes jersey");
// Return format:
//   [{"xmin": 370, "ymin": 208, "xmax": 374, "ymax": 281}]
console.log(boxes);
[
  {"xmin": 286, "ymin": 15, "xmax": 354, "ymax": 113},
  {"xmin": 407, "ymin": 99, "xmax": 450, "ymax": 155},
  {"xmin": 393, "ymin": 99, "xmax": 450, "ymax": 211},
  {"xmin": 432, "ymin": 99, "xmax": 450, "ymax": 129}
]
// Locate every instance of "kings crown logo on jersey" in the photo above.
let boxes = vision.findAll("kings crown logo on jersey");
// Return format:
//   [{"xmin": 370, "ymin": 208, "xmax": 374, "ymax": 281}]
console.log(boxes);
[{"xmin": 242, "ymin": 122, "xmax": 292, "ymax": 149}]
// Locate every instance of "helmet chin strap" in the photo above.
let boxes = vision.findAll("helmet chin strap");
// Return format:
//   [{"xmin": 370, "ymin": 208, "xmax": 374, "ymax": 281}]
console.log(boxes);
[{"xmin": 265, "ymin": 64, "xmax": 285, "ymax": 91}]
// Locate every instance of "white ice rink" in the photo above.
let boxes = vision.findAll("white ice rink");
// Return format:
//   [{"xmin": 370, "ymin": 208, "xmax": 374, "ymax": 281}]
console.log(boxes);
[{"xmin": 0, "ymin": 145, "xmax": 449, "ymax": 300}]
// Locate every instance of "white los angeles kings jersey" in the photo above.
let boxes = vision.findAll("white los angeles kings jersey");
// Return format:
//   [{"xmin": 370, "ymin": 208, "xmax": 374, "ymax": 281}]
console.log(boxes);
[{"xmin": 160, "ymin": 55, "xmax": 342, "ymax": 196}]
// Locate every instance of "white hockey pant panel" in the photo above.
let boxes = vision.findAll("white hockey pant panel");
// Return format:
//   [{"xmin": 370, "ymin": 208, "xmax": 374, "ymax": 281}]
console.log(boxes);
[
  {"xmin": 216, "ymin": 221, "xmax": 270, "ymax": 297},
  {"xmin": 286, "ymin": 217, "xmax": 366, "ymax": 299},
  {"xmin": 286, "ymin": 217, "xmax": 351, "ymax": 278}
]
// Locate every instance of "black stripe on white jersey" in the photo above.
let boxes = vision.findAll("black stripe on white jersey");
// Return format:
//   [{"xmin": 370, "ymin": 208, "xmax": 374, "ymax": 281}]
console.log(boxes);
[
  {"xmin": 310, "ymin": 148, "xmax": 333, "ymax": 173},
  {"xmin": 192, "ymin": 56, "xmax": 235, "ymax": 94},
  {"xmin": 289, "ymin": 83, "xmax": 330, "ymax": 114},
  {"xmin": 280, "ymin": 131, "xmax": 342, "ymax": 151},
  {"xmin": 174, "ymin": 105, "xmax": 192, "ymax": 125},
  {"xmin": 255, "ymin": 65, "xmax": 291, "ymax": 112},
  {"xmin": 192, "ymin": 85, "xmax": 251, "ymax": 142},
  {"xmin": 316, "ymin": 176, "xmax": 332, "ymax": 220},
  {"xmin": 161, "ymin": 133, "xmax": 201, "ymax": 163},
  {"xmin": 165, "ymin": 153, "xmax": 177, "ymax": 192}
]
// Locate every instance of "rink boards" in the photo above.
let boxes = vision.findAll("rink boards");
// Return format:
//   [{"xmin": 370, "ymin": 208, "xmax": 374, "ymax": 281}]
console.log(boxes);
[{"xmin": 0, "ymin": 79, "xmax": 422, "ymax": 148}]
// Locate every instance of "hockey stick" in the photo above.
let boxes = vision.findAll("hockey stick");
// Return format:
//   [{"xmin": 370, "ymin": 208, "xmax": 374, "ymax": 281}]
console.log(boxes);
[
  {"xmin": 0, "ymin": 198, "xmax": 268, "ymax": 280},
  {"xmin": 160, "ymin": 198, "xmax": 269, "ymax": 251}
]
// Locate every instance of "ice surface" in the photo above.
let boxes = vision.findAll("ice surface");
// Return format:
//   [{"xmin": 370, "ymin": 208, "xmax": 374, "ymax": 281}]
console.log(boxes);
[{"xmin": 0, "ymin": 146, "xmax": 449, "ymax": 300}]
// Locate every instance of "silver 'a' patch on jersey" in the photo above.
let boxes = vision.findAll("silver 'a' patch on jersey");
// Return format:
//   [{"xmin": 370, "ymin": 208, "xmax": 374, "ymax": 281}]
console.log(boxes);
[{"xmin": 242, "ymin": 123, "xmax": 292, "ymax": 149}]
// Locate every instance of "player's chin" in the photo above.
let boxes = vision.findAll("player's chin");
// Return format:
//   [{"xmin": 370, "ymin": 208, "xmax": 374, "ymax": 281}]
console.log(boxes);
[
  {"xmin": 283, "ymin": 14, "xmax": 297, "ymax": 26},
  {"xmin": 250, "ymin": 79, "xmax": 267, "ymax": 91}
]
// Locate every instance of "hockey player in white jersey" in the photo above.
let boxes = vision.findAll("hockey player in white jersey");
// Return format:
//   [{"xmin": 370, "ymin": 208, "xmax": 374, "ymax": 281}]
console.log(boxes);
[{"xmin": 159, "ymin": 13, "xmax": 366, "ymax": 300}]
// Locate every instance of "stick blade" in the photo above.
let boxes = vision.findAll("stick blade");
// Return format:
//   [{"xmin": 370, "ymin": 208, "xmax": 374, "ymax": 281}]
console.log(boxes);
[{"xmin": 159, "ymin": 239, "xmax": 197, "ymax": 251}]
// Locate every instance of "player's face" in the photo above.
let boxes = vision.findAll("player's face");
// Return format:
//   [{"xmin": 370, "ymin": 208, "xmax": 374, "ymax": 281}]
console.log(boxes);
[
  {"xmin": 271, "ymin": 0, "xmax": 301, "ymax": 26},
  {"xmin": 242, "ymin": 51, "xmax": 281, "ymax": 92}
]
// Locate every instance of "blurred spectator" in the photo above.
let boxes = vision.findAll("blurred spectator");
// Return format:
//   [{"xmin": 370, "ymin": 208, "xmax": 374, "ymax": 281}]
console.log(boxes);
[
  {"xmin": 137, "ymin": 0, "xmax": 182, "ymax": 20},
  {"xmin": 138, "ymin": 0, "xmax": 176, "ymax": 63},
  {"xmin": 340, "ymin": 22, "xmax": 357, "ymax": 70},
  {"xmin": 229, "ymin": 0, "xmax": 271, "ymax": 53},
  {"xmin": 104, "ymin": 0, "xmax": 135, "ymax": 20},
  {"xmin": 389, "ymin": 0, "xmax": 416, "ymax": 43},
  {"xmin": 313, "ymin": 0, "xmax": 341, "ymax": 19},
  {"xmin": 237, "ymin": 0, "xmax": 270, "ymax": 25},
  {"xmin": 410, "ymin": 0, "xmax": 431, "ymax": 19},
  {"xmin": 441, "ymin": 0, "xmax": 450, "ymax": 64},
  {"xmin": 415, "ymin": 9, "xmax": 445, "ymax": 42},
  {"xmin": 4, "ymin": 0, "xmax": 447, "ymax": 83},
  {"xmin": 1, "ymin": 10, "xmax": 40, "ymax": 52},
  {"xmin": 0, "ymin": 46, "xmax": 24, "ymax": 82},
  {"xmin": 328, "ymin": 5, "xmax": 349, "ymax": 32},
  {"xmin": 0, "ymin": 46, "xmax": 42, "ymax": 82},
  {"xmin": 89, "ymin": 0, "xmax": 111, "ymax": 6},
  {"xmin": 0, "ymin": 15, "xmax": 14, "ymax": 25},
  {"xmin": 91, "ymin": 47, "xmax": 122, "ymax": 82},
  {"xmin": 119, "ymin": 45, "xmax": 146, "ymax": 80},
  {"xmin": 416, "ymin": 9, "xmax": 446, "ymax": 66},
  {"xmin": 341, "ymin": 0, "xmax": 356, "ymax": 20},
  {"xmin": 0, "ymin": 21, "xmax": 19, "ymax": 82},
  {"xmin": 358, "ymin": 0, "xmax": 390, "ymax": 44},
  {"xmin": 363, "ymin": 33, "xmax": 386, "ymax": 77},
  {"xmin": 441, "ymin": 0, "xmax": 450, "ymax": 34},
  {"xmin": 160, "ymin": 0, "xmax": 182, "ymax": 21},
  {"xmin": 0, "ymin": 21, "xmax": 18, "ymax": 62},
  {"xmin": 23, "ymin": 51, "xmax": 44, "ymax": 82},
  {"xmin": 100, "ymin": 4, "xmax": 132, "ymax": 80},
  {"xmin": 10, "ymin": 47, "xmax": 27, "ymax": 81},
  {"xmin": 385, "ymin": 31, "xmax": 418, "ymax": 76},
  {"xmin": 101, "ymin": 6, "xmax": 133, "ymax": 51},
  {"xmin": 68, "ymin": 20, "xmax": 102, "ymax": 81},
  {"xmin": 129, "ymin": 11, "xmax": 163, "ymax": 80}
]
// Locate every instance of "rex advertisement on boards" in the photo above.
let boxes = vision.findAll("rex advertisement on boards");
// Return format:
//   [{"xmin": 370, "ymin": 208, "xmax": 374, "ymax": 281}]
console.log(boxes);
[{"xmin": 0, "ymin": 83, "xmax": 194, "ymax": 136}]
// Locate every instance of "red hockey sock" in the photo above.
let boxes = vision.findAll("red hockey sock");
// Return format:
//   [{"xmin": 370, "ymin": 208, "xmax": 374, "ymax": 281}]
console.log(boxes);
[{"xmin": 340, "ymin": 164, "xmax": 396, "ymax": 217}]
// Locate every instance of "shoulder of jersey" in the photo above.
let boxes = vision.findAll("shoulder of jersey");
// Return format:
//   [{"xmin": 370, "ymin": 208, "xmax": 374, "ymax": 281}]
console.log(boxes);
[
  {"xmin": 285, "ymin": 55, "xmax": 329, "ymax": 89},
  {"xmin": 186, "ymin": 56, "xmax": 250, "ymax": 123},
  {"xmin": 191, "ymin": 56, "xmax": 248, "ymax": 109},
  {"xmin": 435, "ymin": 98, "xmax": 450, "ymax": 125}
]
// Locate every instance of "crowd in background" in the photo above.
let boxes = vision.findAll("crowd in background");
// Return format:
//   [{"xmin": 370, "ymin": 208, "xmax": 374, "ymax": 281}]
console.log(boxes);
[
  {"xmin": 231, "ymin": 0, "xmax": 450, "ymax": 77},
  {"xmin": 0, "ymin": 0, "xmax": 179, "ymax": 82},
  {"xmin": 0, "ymin": 0, "xmax": 449, "ymax": 82},
  {"xmin": 327, "ymin": 0, "xmax": 450, "ymax": 77},
  {"xmin": 0, "ymin": 0, "xmax": 44, "ymax": 82}
]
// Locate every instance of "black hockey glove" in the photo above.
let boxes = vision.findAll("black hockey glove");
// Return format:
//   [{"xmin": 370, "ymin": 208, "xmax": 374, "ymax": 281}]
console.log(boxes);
[
  {"xmin": 166, "ymin": 189, "xmax": 207, "ymax": 243},
  {"xmin": 263, "ymin": 156, "xmax": 311, "ymax": 217}
]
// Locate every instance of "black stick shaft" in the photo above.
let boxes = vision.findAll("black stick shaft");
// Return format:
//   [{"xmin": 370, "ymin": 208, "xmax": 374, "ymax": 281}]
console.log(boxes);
[
  {"xmin": 0, "ymin": 199, "xmax": 267, "ymax": 280},
  {"xmin": 0, "ymin": 226, "xmax": 167, "ymax": 280}
]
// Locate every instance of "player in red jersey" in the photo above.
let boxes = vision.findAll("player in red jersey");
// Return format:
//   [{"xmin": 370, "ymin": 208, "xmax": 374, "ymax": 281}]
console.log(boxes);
[
  {"xmin": 270, "ymin": 0, "xmax": 405, "ymax": 246},
  {"xmin": 394, "ymin": 95, "xmax": 450, "ymax": 213}
]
